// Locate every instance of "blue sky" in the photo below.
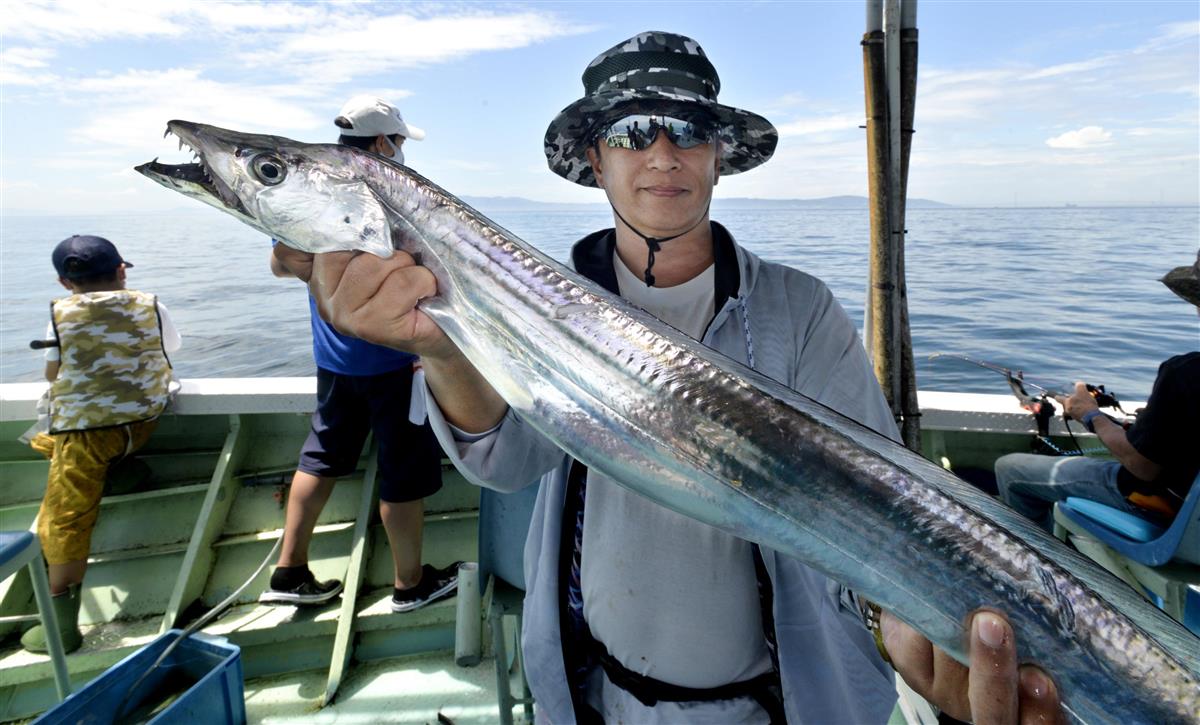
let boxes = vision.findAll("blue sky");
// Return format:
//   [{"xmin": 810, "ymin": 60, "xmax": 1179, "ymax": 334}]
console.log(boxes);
[{"xmin": 1, "ymin": 0, "xmax": 1197, "ymax": 213}]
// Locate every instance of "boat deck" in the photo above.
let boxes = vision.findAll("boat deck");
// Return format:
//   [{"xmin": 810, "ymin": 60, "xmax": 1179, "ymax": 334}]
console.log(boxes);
[
  {"xmin": 244, "ymin": 651, "xmax": 527, "ymax": 724},
  {"xmin": 0, "ymin": 379, "xmax": 1146, "ymax": 722}
]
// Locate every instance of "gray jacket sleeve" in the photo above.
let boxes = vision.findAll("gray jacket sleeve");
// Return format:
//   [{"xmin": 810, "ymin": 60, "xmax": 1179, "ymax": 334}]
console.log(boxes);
[
  {"xmin": 424, "ymin": 387, "xmax": 565, "ymax": 493},
  {"xmin": 793, "ymin": 275, "xmax": 900, "ymax": 441}
]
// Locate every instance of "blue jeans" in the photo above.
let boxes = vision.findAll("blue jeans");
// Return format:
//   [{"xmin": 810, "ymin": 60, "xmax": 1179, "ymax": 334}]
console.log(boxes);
[{"xmin": 994, "ymin": 453, "xmax": 1139, "ymax": 532}]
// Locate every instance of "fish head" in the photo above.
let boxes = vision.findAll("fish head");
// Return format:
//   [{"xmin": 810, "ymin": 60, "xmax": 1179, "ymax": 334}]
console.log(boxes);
[{"xmin": 136, "ymin": 120, "xmax": 394, "ymax": 257}]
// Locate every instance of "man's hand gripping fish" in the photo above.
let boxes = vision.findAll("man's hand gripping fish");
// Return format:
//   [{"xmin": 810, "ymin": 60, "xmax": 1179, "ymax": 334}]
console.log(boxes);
[{"xmin": 137, "ymin": 121, "xmax": 1200, "ymax": 724}]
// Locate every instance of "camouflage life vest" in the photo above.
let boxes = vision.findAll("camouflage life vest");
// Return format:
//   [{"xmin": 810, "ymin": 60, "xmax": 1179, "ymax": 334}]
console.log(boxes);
[{"xmin": 48, "ymin": 290, "xmax": 173, "ymax": 433}]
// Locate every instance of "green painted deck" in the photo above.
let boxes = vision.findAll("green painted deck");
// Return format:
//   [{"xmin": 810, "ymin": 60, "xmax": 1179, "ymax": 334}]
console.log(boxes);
[
  {"xmin": 0, "ymin": 380, "xmax": 494, "ymax": 722},
  {"xmin": 244, "ymin": 651, "xmax": 529, "ymax": 724},
  {"xmin": 1, "ymin": 379, "xmax": 1179, "ymax": 724}
]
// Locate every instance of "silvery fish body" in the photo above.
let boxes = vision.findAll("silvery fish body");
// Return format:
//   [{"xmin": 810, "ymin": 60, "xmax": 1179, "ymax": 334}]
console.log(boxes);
[{"xmin": 137, "ymin": 122, "xmax": 1200, "ymax": 724}]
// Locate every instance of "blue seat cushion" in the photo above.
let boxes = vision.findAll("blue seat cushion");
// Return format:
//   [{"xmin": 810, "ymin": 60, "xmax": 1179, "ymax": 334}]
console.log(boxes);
[
  {"xmin": 1064, "ymin": 497, "xmax": 1165, "ymax": 542},
  {"xmin": 0, "ymin": 531, "xmax": 35, "ymax": 571}
]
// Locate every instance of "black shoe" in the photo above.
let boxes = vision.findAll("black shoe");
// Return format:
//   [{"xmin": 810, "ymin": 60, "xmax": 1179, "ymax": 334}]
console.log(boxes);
[
  {"xmin": 391, "ymin": 562, "xmax": 461, "ymax": 613},
  {"xmin": 259, "ymin": 567, "xmax": 343, "ymax": 606}
]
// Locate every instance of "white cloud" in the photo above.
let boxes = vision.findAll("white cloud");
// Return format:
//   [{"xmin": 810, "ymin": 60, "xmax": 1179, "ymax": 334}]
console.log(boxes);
[
  {"xmin": 1045, "ymin": 126, "xmax": 1114, "ymax": 149},
  {"xmin": 1021, "ymin": 56, "xmax": 1114, "ymax": 80},
  {"xmin": 50, "ymin": 67, "xmax": 327, "ymax": 151},
  {"xmin": 0, "ymin": 66, "xmax": 58, "ymax": 87},
  {"xmin": 0, "ymin": 4, "xmax": 588, "ymax": 142},
  {"xmin": 776, "ymin": 114, "xmax": 862, "ymax": 137},
  {"xmin": 2, "ymin": 0, "xmax": 188, "ymax": 42},
  {"xmin": 918, "ymin": 24, "xmax": 1198, "ymax": 125},
  {"xmin": 0, "ymin": 1, "xmax": 589, "ymax": 80},
  {"xmin": 187, "ymin": 1, "xmax": 329, "ymax": 30},
  {"xmin": 1137, "ymin": 19, "xmax": 1200, "ymax": 51},
  {"xmin": 249, "ymin": 10, "xmax": 590, "ymax": 84},
  {"xmin": 0, "ymin": 0, "xmax": 333, "ymax": 43},
  {"xmin": 0, "ymin": 47, "xmax": 59, "ymax": 85},
  {"xmin": 914, "ymin": 69, "xmax": 1017, "ymax": 121},
  {"xmin": 1, "ymin": 46, "xmax": 55, "ymax": 68}
]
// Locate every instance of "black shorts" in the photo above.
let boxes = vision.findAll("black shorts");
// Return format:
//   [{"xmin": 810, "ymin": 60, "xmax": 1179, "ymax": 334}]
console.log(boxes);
[{"xmin": 298, "ymin": 366, "xmax": 444, "ymax": 503}]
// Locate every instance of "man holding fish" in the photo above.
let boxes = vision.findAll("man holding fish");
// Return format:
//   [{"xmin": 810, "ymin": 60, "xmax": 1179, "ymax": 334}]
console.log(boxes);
[{"xmin": 289, "ymin": 32, "xmax": 1064, "ymax": 724}]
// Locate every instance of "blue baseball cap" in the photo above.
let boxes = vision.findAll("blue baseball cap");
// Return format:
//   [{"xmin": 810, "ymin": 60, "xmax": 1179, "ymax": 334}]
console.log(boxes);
[{"xmin": 52, "ymin": 235, "xmax": 132, "ymax": 280}]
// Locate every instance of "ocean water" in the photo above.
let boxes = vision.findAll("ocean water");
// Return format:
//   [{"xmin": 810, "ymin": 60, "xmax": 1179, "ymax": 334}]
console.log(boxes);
[{"xmin": 2, "ymin": 206, "xmax": 1196, "ymax": 401}]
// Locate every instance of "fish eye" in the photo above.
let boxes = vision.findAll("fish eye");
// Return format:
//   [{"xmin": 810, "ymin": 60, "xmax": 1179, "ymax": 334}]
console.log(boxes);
[{"xmin": 251, "ymin": 154, "xmax": 286, "ymax": 185}]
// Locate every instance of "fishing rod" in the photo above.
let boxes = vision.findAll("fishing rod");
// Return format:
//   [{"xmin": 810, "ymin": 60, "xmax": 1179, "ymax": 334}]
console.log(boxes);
[
  {"xmin": 929, "ymin": 352, "xmax": 1129, "ymax": 455},
  {"xmin": 929, "ymin": 352, "xmax": 1126, "ymax": 410},
  {"xmin": 29, "ymin": 339, "xmax": 58, "ymax": 350}
]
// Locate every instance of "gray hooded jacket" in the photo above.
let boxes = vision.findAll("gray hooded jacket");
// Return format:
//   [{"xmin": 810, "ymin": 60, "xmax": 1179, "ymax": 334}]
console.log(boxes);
[{"xmin": 426, "ymin": 223, "xmax": 899, "ymax": 723}]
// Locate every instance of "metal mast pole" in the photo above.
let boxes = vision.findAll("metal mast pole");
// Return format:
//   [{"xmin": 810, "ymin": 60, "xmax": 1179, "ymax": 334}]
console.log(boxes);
[
  {"xmin": 863, "ymin": 0, "xmax": 921, "ymax": 451},
  {"xmin": 897, "ymin": 0, "xmax": 921, "ymax": 450}
]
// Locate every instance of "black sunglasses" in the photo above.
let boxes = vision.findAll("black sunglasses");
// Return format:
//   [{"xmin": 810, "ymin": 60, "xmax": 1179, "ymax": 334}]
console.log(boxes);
[{"xmin": 592, "ymin": 113, "xmax": 719, "ymax": 151}]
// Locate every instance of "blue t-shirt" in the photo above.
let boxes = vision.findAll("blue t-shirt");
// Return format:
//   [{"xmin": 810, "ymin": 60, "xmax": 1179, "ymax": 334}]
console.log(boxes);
[
  {"xmin": 272, "ymin": 238, "xmax": 414, "ymax": 376},
  {"xmin": 308, "ymin": 295, "xmax": 415, "ymax": 376}
]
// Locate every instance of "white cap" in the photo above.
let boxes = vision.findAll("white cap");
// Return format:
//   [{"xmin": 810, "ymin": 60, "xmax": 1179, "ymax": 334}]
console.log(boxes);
[{"xmin": 334, "ymin": 95, "xmax": 425, "ymax": 141}]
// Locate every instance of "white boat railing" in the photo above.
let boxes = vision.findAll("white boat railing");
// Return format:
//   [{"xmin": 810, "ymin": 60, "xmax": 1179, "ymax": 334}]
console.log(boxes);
[{"xmin": 0, "ymin": 379, "xmax": 1143, "ymax": 437}]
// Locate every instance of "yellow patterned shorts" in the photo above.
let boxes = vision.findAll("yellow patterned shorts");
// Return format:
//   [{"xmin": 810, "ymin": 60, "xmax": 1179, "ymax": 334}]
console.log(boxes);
[{"xmin": 29, "ymin": 420, "xmax": 158, "ymax": 565}]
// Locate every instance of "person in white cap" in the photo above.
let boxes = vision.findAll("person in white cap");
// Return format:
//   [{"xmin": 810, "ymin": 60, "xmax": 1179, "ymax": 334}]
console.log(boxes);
[
  {"xmin": 332, "ymin": 94, "xmax": 426, "ymax": 165},
  {"xmin": 263, "ymin": 97, "xmax": 459, "ymax": 615}
]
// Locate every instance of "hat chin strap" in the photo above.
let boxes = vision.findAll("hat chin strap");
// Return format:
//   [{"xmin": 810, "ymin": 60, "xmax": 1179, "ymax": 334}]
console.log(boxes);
[{"xmin": 606, "ymin": 199, "xmax": 709, "ymax": 287}]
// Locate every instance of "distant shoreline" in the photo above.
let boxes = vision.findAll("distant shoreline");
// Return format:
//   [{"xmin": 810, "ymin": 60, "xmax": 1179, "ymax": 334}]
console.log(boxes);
[{"xmin": 5, "ymin": 195, "xmax": 1198, "ymax": 217}]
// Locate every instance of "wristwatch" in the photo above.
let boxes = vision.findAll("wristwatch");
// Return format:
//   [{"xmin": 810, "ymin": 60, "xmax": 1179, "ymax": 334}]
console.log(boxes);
[
  {"xmin": 1081, "ymin": 409, "xmax": 1106, "ymax": 433},
  {"xmin": 860, "ymin": 600, "xmax": 892, "ymax": 665}
]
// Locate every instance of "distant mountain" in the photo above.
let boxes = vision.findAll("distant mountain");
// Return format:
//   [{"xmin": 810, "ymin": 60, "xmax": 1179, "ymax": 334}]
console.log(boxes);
[
  {"xmin": 711, "ymin": 196, "xmax": 952, "ymax": 209},
  {"xmin": 3, "ymin": 195, "xmax": 958, "ymax": 218},
  {"xmin": 461, "ymin": 194, "xmax": 952, "ymax": 211}
]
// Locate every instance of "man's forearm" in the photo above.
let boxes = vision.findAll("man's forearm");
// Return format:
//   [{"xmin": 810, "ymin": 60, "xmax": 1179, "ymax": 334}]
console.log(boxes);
[
  {"xmin": 422, "ymin": 349, "xmax": 507, "ymax": 433},
  {"xmin": 1093, "ymin": 416, "xmax": 1162, "ymax": 483}
]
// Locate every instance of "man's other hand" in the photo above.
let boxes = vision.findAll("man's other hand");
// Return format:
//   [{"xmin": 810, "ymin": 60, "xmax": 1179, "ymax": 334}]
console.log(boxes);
[
  {"xmin": 883, "ymin": 609, "xmax": 1064, "ymax": 724},
  {"xmin": 271, "ymin": 243, "xmax": 315, "ymax": 281},
  {"xmin": 307, "ymin": 250, "xmax": 455, "ymax": 359}
]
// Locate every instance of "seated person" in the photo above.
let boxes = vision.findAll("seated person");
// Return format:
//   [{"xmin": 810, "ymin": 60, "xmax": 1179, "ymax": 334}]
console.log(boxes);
[{"xmin": 996, "ymin": 251, "xmax": 1200, "ymax": 531}]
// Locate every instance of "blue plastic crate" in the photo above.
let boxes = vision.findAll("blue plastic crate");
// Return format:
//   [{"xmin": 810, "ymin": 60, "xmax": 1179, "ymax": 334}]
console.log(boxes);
[{"xmin": 34, "ymin": 629, "xmax": 245, "ymax": 725}]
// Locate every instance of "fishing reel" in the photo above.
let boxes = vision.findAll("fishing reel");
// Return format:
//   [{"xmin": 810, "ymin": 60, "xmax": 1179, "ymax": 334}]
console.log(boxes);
[
  {"xmin": 1004, "ymin": 373, "xmax": 1057, "ymax": 440},
  {"xmin": 1085, "ymin": 383, "xmax": 1123, "ymax": 412}
]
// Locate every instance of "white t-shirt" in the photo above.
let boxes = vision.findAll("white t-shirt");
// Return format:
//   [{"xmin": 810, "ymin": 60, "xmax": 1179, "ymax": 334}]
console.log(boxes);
[
  {"xmin": 579, "ymin": 251, "xmax": 773, "ymax": 689},
  {"xmin": 44, "ymin": 300, "xmax": 181, "ymax": 362}
]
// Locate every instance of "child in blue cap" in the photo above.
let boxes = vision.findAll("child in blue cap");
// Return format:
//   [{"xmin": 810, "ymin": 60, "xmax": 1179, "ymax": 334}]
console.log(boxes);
[{"xmin": 23, "ymin": 235, "xmax": 180, "ymax": 653}]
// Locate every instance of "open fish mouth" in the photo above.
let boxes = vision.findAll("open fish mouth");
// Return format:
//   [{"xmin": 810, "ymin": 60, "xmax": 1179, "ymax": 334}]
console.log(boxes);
[{"xmin": 135, "ymin": 123, "xmax": 250, "ymax": 217}]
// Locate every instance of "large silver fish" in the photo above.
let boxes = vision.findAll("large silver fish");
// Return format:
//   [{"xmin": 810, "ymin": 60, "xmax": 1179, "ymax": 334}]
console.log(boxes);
[{"xmin": 137, "ymin": 122, "xmax": 1199, "ymax": 724}]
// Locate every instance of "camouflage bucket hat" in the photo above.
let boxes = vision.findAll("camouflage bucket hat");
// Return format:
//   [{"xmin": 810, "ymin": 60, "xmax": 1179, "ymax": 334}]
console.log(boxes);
[
  {"xmin": 545, "ymin": 31, "xmax": 778, "ymax": 188},
  {"xmin": 1162, "ymin": 249, "xmax": 1200, "ymax": 307}
]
